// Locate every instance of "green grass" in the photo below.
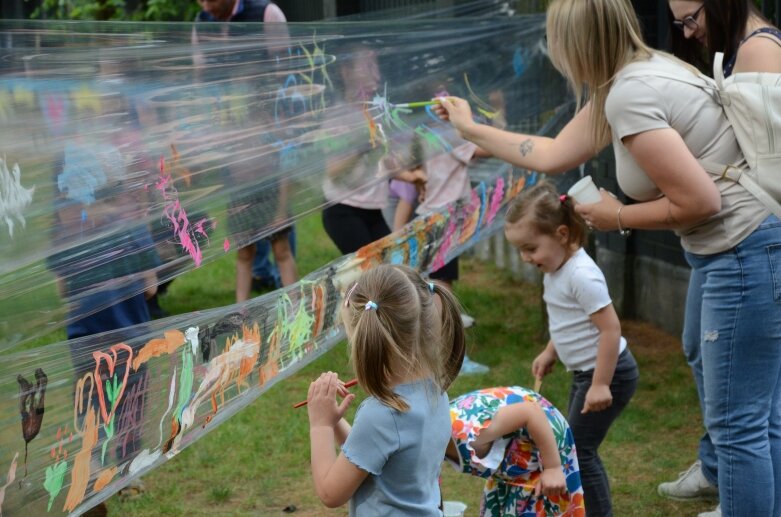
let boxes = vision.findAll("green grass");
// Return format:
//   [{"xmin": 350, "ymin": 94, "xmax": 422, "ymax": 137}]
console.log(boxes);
[{"xmin": 104, "ymin": 212, "xmax": 715, "ymax": 516}]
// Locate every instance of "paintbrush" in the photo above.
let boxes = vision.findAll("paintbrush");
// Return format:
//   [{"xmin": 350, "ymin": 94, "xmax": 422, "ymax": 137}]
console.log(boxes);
[
  {"xmin": 534, "ymin": 377, "xmax": 543, "ymax": 393},
  {"xmin": 392, "ymin": 98, "xmax": 451, "ymax": 109},
  {"xmin": 293, "ymin": 378, "xmax": 359, "ymax": 408}
]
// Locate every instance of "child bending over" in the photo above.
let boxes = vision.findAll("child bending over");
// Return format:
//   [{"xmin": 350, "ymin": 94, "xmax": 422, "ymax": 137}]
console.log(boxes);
[{"xmin": 446, "ymin": 386, "xmax": 585, "ymax": 516}]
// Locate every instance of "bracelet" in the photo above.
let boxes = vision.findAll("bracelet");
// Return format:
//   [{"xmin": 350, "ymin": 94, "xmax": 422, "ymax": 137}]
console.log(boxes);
[{"xmin": 617, "ymin": 205, "xmax": 631, "ymax": 237}]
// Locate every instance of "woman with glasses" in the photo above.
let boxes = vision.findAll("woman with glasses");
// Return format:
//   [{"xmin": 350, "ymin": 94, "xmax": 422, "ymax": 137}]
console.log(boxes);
[
  {"xmin": 668, "ymin": 1, "xmax": 781, "ymax": 77},
  {"xmin": 657, "ymin": 4, "xmax": 781, "ymax": 515},
  {"xmin": 435, "ymin": 0, "xmax": 781, "ymax": 515}
]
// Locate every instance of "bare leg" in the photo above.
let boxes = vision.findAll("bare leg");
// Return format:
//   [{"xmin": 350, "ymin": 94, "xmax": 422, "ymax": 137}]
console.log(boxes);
[
  {"xmin": 236, "ymin": 245, "xmax": 256, "ymax": 303},
  {"xmin": 271, "ymin": 237, "xmax": 298, "ymax": 287}
]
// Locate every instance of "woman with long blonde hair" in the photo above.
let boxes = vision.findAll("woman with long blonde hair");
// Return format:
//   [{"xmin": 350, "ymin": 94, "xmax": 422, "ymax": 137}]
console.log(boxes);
[{"xmin": 436, "ymin": 1, "xmax": 781, "ymax": 516}]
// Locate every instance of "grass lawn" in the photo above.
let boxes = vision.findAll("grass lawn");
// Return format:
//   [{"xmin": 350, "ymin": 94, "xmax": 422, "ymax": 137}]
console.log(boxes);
[{"xmin": 106, "ymin": 211, "xmax": 715, "ymax": 516}]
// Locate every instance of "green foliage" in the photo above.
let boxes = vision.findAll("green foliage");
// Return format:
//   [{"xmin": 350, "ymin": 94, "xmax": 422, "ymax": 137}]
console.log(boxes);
[{"xmin": 28, "ymin": 0, "xmax": 200, "ymax": 21}]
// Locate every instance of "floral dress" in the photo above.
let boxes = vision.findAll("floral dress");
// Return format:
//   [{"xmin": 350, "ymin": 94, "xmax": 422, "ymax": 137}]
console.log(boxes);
[{"xmin": 449, "ymin": 387, "xmax": 585, "ymax": 517}]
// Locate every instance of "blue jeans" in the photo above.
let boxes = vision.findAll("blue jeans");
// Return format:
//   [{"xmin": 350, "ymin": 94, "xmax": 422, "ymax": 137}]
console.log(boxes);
[
  {"xmin": 252, "ymin": 226, "xmax": 297, "ymax": 288},
  {"xmin": 568, "ymin": 349, "xmax": 639, "ymax": 517},
  {"xmin": 682, "ymin": 266, "xmax": 719, "ymax": 486},
  {"xmin": 685, "ymin": 214, "xmax": 781, "ymax": 517}
]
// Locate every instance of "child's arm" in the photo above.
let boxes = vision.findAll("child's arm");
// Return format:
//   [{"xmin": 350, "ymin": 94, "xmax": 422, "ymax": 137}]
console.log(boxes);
[
  {"xmin": 531, "ymin": 340, "xmax": 558, "ymax": 380},
  {"xmin": 472, "ymin": 403, "xmax": 566, "ymax": 496},
  {"xmin": 308, "ymin": 373, "xmax": 368, "ymax": 507},
  {"xmin": 582, "ymin": 304, "xmax": 622, "ymax": 414}
]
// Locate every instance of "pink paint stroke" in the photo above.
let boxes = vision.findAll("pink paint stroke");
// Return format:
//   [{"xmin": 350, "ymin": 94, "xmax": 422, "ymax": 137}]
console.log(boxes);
[
  {"xmin": 154, "ymin": 156, "xmax": 210, "ymax": 267},
  {"xmin": 223, "ymin": 239, "xmax": 230, "ymax": 252},
  {"xmin": 485, "ymin": 177, "xmax": 505, "ymax": 226}
]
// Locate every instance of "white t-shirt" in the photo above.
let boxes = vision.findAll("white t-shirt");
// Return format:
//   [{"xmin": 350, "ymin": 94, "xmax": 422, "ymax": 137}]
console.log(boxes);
[
  {"xmin": 605, "ymin": 53, "xmax": 768, "ymax": 255},
  {"xmin": 543, "ymin": 248, "xmax": 627, "ymax": 372}
]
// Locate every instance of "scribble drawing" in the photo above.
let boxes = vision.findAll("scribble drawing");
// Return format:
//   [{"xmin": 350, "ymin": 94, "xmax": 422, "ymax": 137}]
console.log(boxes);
[
  {"xmin": 0, "ymin": 157, "xmax": 34, "ymax": 238},
  {"xmin": 16, "ymin": 368, "xmax": 48, "ymax": 477}
]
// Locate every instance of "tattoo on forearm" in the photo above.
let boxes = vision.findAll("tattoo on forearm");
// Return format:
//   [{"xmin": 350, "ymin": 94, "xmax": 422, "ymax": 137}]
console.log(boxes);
[{"xmin": 520, "ymin": 139, "xmax": 534, "ymax": 157}]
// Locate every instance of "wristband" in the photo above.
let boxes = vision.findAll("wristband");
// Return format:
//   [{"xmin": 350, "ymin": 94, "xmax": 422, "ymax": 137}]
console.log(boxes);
[{"xmin": 617, "ymin": 205, "xmax": 631, "ymax": 237}]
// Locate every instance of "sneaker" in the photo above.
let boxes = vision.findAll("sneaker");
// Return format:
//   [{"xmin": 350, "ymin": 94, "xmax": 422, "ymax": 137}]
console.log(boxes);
[
  {"xmin": 657, "ymin": 460, "xmax": 719, "ymax": 501},
  {"xmin": 460, "ymin": 313, "xmax": 475, "ymax": 328},
  {"xmin": 698, "ymin": 505, "xmax": 721, "ymax": 517},
  {"xmin": 459, "ymin": 355, "xmax": 489, "ymax": 375}
]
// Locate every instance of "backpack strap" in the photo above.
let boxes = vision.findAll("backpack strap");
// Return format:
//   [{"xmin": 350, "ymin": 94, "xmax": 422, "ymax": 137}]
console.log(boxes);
[{"xmin": 700, "ymin": 160, "xmax": 781, "ymax": 219}]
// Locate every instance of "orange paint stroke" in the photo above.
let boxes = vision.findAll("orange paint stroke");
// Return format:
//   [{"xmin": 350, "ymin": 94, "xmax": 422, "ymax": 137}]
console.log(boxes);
[
  {"xmin": 362, "ymin": 104, "xmax": 378, "ymax": 148},
  {"xmin": 170, "ymin": 144, "xmax": 192, "ymax": 187},
  {"xmin": 73, "ymin": 373, "xmax": 95, "ymax": 435},
  {"xmin": 132, "ymin": 330, "xmax": 186, "ymax": 371},
  {"xmin": 93, "ymin": 343, "xmax": 133, "ymax": 427},
  {"xmin": 310, "ymin": 284, "xmax": 325, "ymax": 338},
  {"xmin": 92, "ymin": 467, "xmax": 117, "ymax": 493},
  {"xmin": 62, "ymin": 408, "xmax": 98, "ymax": 512}
]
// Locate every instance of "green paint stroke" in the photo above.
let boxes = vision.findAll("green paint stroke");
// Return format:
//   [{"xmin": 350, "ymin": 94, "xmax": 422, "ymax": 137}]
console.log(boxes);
[
  {"xmin": 175, "ymin": 349, "xmax": 195, "ymax": 420},
  {"xmin": 101, "ymin": 376, "xmax": 123, "ymax": 463},
  {"xmin": 287, "ymin": 289, "xmax": 316, "ymax": 362},
  {"xmin": 43, "ymin": 461, "xmax": 67, "ymax": 512}
]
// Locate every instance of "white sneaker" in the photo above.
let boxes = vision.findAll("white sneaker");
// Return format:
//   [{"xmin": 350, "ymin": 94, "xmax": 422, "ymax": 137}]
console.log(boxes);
[
  {"xmin": 657, "ymin": 460, "xmax": 719, "ymax": 501},
  {"xmin": 698, "ymin": 504, "xmax": 721, "ymax": 517},
  {"xmin": 460, "ymin": 313, "xmax": 475, "ymax": 328}
]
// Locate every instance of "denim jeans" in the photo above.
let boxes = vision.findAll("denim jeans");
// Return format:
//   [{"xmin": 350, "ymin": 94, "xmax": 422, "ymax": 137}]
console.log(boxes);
[
  {"xmin": 682, "ymin": 266, "xmax": 720, "ymax": 486},
  {"xmin": 568, "ymin": 349, "xmax": 639, "ymax": 517},
  {"xmin": 685, "ymin": 214, "xmax": 781, "ymax": 517}
]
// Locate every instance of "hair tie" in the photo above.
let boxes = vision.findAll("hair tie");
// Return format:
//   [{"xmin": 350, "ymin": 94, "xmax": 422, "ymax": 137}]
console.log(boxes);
[
  {"xmin": 559, "ymin": 194, "xmax": 568, "ymax": 203},
  {"xmin": 364, "ymin": 301, "xmax": 378, "ymax": 311},
  {"xmin": 428, "ymin": 282, "xmax": 435, "ymax": 293}
]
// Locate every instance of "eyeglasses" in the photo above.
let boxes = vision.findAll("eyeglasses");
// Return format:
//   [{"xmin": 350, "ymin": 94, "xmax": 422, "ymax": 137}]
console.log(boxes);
[{"xmin": 672, "ymin": 3, "xmax": 706, "ymax": 32}]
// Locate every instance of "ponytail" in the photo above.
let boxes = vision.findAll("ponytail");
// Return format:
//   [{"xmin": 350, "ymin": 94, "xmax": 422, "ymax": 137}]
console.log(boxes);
[
  {"xmin": 430, "ymin": 282, "xmax": 466, "ymax": 390},
  {"xmin": 505, "ymin": 180, "xmax": 588, "ymax": 247}
]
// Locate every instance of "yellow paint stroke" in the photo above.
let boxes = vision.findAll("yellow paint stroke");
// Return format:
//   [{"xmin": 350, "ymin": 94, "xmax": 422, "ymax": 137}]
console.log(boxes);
[
  {"xmin": 12, "ymin": 88, "xmax": 35, "ymax": 108},
  {"xmin": 71, "ymin": 85, "xmax": 102, "ymax": 113},
  {"xmin": 62, "ymin": 408, "xmax": 98, "ymax": 512},
  {"xmin": 463, "ymin": 74, "xmax": 499, "ymax": 120},
  {"xmin": 133, "ymin": 330, "xmax": 186, "ymax": 371},
  {"xmin": 92, "ymin": 467, "xmax": 117, "ymax": 492}
]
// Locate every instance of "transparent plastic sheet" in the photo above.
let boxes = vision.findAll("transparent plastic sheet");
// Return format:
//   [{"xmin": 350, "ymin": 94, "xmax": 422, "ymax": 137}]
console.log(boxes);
[
  {"xmin": 0, "ymin": 16, "xmax": 564, "ymax": 350},
  {"xmin": 329, "ymin": 0, "xmax": 522, "ymax": 20},
  {"xmin": 0, "ymin": 161, "xmax": 542, "ymax": 516}
]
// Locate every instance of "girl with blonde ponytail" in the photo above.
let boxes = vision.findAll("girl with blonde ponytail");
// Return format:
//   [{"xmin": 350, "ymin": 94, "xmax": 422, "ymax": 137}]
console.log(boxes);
[{"xmin": 305, "ymin": 264, "xmax": 465, "ymax": 516}]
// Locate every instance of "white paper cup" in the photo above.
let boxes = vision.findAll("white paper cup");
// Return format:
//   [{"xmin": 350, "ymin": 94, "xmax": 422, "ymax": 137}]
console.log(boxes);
[
  {"xmin": 567, "ymin": 175, "xmax": 602, "ymax": 204},
  {"xmin": 443, "ymin": 501, "xmax": 468, "ymax": 517}
]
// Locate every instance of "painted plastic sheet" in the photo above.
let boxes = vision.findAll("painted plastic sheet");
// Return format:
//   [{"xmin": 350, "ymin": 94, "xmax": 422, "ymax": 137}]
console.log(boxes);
[{"xmin": 0, "ymin": 13, "xmax": 572, "ymax": 515}]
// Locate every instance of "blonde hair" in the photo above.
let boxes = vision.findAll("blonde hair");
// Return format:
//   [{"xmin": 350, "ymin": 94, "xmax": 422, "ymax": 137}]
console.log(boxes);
[
  {"xmin": 505, "ymin": 180, "xmax": 588, "ymax": 247},
  {"xmin": 343, "ymin": 264, "xmax": 465, "ymax": 412},
  {"xmin": 546, "ymin": 0, "xmax": 653, "ymax": 149}
]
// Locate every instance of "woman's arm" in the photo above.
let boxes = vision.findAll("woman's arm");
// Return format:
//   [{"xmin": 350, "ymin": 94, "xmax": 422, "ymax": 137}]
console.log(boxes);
[
  {"xmin": 581, "ymin": 304, "xmax": 622, "ymax": 414},
  {"xmin": 435, "ymin": 98, "xmax": 602, "ymax": 173},
  {"xmin": 577, "ymin": 127, "xmax": 721, "ymax": 231}
]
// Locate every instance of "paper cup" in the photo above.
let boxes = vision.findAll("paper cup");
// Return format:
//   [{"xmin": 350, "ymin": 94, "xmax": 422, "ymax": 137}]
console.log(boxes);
[
  {"xmin": 567, "ymin": 175, "xmax": 601, "ymax": 204},
  {"xmin": 443, "ymin": 501, "xmax": 468, "ymax": 517}
]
